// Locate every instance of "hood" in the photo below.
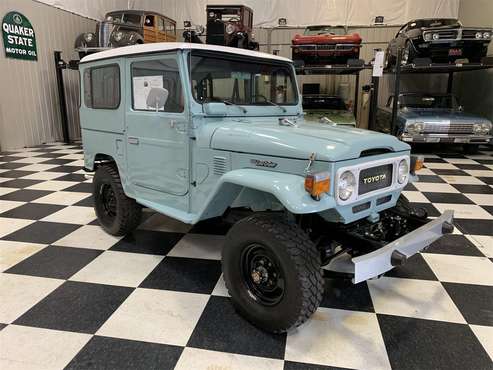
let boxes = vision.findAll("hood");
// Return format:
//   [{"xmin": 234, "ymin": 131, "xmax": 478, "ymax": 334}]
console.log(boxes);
[
  {"xmin": 399, "ymin": 108, "xmax": 487, "ymax": 122},
  {"xmin": 304, "ymin": 109, "xmax": 356, "ymax": 125},
  {"xmin": 292, "ymin": 33, "xmax": 361, "ymax": 45},
  {"xmin": 210, "ymin": 119, "xmax": 408, "ymax": 162}
]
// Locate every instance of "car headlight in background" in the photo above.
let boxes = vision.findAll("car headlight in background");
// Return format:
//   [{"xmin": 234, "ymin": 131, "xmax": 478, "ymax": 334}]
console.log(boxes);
[
  {"xmin": 473, "ymin": 122, "xmax": 492, "ymax": 135},
  {"xmin": 338, "ymin": 171, "xmax": 356, "ymax": 201},
  {"xmin": 113, "ymin": 31, "xmax": 124, "ymax": 42},
  {"xmin": 225, "ymin": 23, "xmax": 236, "ymax": 34},
  {"xmin": 423, "ymin": 33, "xmax": 432, "ymax": 41},
  {"xmin": 432, "ymin": 33, "xmax": 439, "ymax": 40},
  {"xmin": 397, "ymin": 159, "xmax": 409, "ymax": 184},
  {"xmin": 406, "ymin": 122, "xmax": 424, "ymax": 135},
  {"xmin": 83, "ymin": 33, "xmax": 94, "ymax": 42},
  {"xmin": 475, "ymin": 32, "xmax": 483, "ymax": 39},
  {"xmin": 483, "ymin": 32, "xmax": 491, "ymax": 39}
]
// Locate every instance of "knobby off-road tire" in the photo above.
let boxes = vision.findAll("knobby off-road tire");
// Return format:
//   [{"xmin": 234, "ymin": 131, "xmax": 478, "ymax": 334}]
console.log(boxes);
[
  {"xmin": 222, "ymin": 214, "xmax": 324, "ymax": 333},
  {"xmin": 93, "ymin": 164, "xmax": 142, "ymax": 236}
]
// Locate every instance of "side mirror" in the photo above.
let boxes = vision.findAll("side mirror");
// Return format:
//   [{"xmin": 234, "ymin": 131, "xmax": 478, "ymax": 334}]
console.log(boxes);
[
  {"xmin": 146, "ymin": 87, "xmax": 169, "ymax": 112},
  {"xmin": 203, "ymin": 102, "xmax": 227, "ymax": 116}
]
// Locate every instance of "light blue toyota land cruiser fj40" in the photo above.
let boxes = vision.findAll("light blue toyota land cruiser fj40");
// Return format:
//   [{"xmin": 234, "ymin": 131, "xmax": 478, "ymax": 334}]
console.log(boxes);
[{"xmin": 80, "ymin": 42, "xmax": 454, "ymax": 333}]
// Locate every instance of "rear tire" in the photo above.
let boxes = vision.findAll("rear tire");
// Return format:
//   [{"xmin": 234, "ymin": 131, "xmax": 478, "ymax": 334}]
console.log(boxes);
[
  {"xmin": 93, "ymin": 164, "xmax": 142, "ymax": 236},
  {"xmin": 222, "ymin": 214, "xmax": 324, "ymax": 333}
]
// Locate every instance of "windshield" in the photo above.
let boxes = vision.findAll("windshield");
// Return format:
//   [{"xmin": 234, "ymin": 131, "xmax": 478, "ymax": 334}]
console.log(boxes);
[
  {"xmin": 408, "ymin": 19, "xmax": 459, "ymax": 29},
  {"xmin": 189, "ymin": 53, "xmax": 298, "ymax": 105},
  {"xmin": 399, "ymin": 95, "xmax": 458, "ymax": 109},
  {"xmin": 304, "ymin": 26, "xmax": 345, "ymax": 35},
  {"xmin": 105, "ymin": 12, "xmax": 141, "ymax": 26},
  {"xmin": 303, "ymin": 96, "xmax": 347, "ymax": 110}
]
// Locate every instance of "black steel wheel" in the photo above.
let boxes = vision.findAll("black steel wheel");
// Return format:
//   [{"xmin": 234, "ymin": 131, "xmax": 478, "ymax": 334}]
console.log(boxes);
[
  {"xmin": 93, "ymin": 164, "xmax": 142, "ymax": 236},
  {"xmin": 222, "ymin": 214, "xmax": 324, "ymax": 333}
]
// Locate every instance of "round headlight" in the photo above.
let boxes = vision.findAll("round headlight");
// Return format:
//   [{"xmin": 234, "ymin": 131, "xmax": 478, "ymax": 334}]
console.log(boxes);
[
  {"xmin": 406, "ymin": 122, "xmax": 424, "ymax": 135},
  {"xmin": 475, "ymin": 32, "xmax": 483, "ymax": 39},
  {"xmin": 113, "ymin": 31, "xmax": 124, "ymax": 42},
  {"xmin": 225, "ymin": 23, "xmax": 236, "ymax": 34},
  {"xmin": 474, "ymin": 122, "xmax": 492, "ymax": 135},
  {"xmin": 483, "ymin": 32, "xmax": 491, "ymax": 39},
  {"xmin": 83, "ymin": 33, "xmax": 94, "ymax": 42},
  {"xmin": 398, "ymin": 159, "xmax": 409, "ymax": 184},
  {"xmin": 338, "ymin": 171, "xmax": 356, "ymax": 201},
  {"xmin": 432, "ymin": 33, "xmax": 439, "ymax": 40},
  {"xmin": 424, "ymin": 33, "xmax": 432, "ymax": 41}
]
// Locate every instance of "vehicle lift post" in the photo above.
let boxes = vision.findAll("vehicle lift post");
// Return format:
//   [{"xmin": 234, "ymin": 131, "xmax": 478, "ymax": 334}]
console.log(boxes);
[{"xmin": 390, "ymin": 48, "xmax": 403, "ymax": 135}]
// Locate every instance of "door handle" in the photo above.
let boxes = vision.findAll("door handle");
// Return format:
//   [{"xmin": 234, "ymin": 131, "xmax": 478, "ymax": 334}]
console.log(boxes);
[{"xmin": 128, "ymin": 137, "xmax": 139, "ymax": 145}]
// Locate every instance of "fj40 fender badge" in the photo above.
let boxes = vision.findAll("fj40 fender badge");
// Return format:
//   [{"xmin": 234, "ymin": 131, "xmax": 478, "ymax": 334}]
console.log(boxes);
[{"xmin": 250, "ymin": 159, "xmax": 278, "ymax": 168}]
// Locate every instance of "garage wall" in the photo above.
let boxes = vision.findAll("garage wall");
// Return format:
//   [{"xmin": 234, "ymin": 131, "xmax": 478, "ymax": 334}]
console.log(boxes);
[
  {"xmin": 0, "ymin": 0, "xmax": 95, "ymax": 150},
  {"xmin": 454, "ymin": 0, "xmax": 493, "ymax": 122}
]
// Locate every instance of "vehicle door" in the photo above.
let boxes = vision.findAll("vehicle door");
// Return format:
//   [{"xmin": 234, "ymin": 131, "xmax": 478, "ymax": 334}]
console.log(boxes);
[{"xmin": 125, "ymin": 53, "xmax": 189, "ymax": 207}]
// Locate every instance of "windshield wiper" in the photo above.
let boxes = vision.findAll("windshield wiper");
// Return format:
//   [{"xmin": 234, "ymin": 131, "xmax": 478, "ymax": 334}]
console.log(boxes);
[
  {"xmin": 222, "ymin": 100, "xmax": 248, "ymax": 113},
  {"xmin": 262, "ymin": 99, "xmax": 287, "ymax": 113}
]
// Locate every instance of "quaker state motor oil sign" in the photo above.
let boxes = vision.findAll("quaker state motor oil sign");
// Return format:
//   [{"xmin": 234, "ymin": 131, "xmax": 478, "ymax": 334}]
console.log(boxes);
[{"xmin": 2, "ymin": 11, "xmax": 37, "ymax": 61}]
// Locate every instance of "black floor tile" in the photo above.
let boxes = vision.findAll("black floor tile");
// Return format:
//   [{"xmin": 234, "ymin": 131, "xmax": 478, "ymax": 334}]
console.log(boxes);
[
  {"xmin": 476, "ymin": 159, "xmax": 493, "ymax": 165},
  {"xmin": 0, "ymin": 203, "xmax": 65, "ymax": 220},
  {"xmin": 0, "ymin": 178, "xmax": 42, "ymax": 188},
  {"xmin": 40, "ymin": 158, "xmax": 75, "ymax": 165},
  {"xmin": 378, "ymin": 314, "xmax": 492, "ymax": 370},
  {"xmin": 31, "ymin": 152, "xmax": 67, "ymax": 158},
  {"xmin": 5, "ymin": 246, "xmax": 101, "ymax": 279},
  {"xmin": 478, "ymin": 176, "xmax": 493, "ymax": 185},
  {"xmin": 454, "ymin": 163, "xmax": 490, "ymax": 171},
  {"xmin": 2, "ymin": 221, "xmax": 80, "ymax": 244},
  {"xmin": 0, "ymin": 162, "xmax": 30, "ymax": 170},
  {"xmin": 284, "ymin": 361, "xmax": 350, "ymax": 370},
  {"xmin": 403, "ymin": 183, "xmax": 417, "ymax": 191},
  {"xmin": 384, "ymin": 253, "xmax": 438, "ymax": 280},
  {"xmin": 425, "ymin": 234, "xmax": 485, "ymax": 257},
  {"xmin": 188, "ymin": 296, "xmax": 286, "ymax": 359},
  {"xmin": 482, "ymin": 205, "xmax": 493, "ymax": 216},
  {"xmin": 0, "ymin": 323, "xmax": 6, "ymax": 331},
  {"xmin": 451, "ymin": 184, "xmax": 493, "ymax": 194},
  {"xmin": 432, "ymin": 169, "xmax": 469, "ymax": 176},
  {"xmin": 188, "ymin": 217, "xmax": 232, "ymax": 235},
  {"xmin": 408, "ymin": 202, "xmax": 441, "ymax": 217},
  {"xmin": 455, "ymin": 219, "xmax": 493, "ymax": 236},
  {"xmin": 0, "ymin": 189, "xmax": 51, "ymax": 202},
  {"xmin": 0, "ymin": 155, "xmax": 21, "ymax": 162},
  {"xmin": 320, "ymin": 278, "xmax": 374, "ymax": 312},
  {"xmin": 14, "ymin": 281, "xmax": 133, "ymax": 334},
  {"xmin": 140, "ymin": 257, "xmax": 222, "ymax": 294},
  {"xmin": 64, "ymin": 182, "xmax": 93, "ymax": 193},
  {"xmin": 46, "ymin": 165, "xmax": 81, "ymax": 173},
  {"xmin": 55, "ymin": 173, "xmax": 87, "ymax": 182},
  {"xmin": 442, "ymin": 282, "xmax": 493, "ymax": 326},
  {"xmin": 415, "ymin": 175, "xmax": 446, "ymax": 183},
  {"xmin": 422, "ymin": 192, "xmax": 474, "ymax": 204},
  {"xmin": 0, "ymin": 170, "xmax": 35, "ymax": 178},
  {"xmin": 73, "ymin": 195, "xmax": 94, "ymax": 207},
  {"xmin": 423, "ymin": 158, "xmax": 447, "ymax": 163},
  {"xmin": 65, "ymin": 336, "xmax": 183, "ymax": 370},
  {"xmin": 110, "ymin": 229, "xmax": 183, "ymax": 256}
]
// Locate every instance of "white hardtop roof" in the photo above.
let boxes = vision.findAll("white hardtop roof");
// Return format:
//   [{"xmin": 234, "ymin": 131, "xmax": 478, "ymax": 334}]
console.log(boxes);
[{"xmin": 80, "ymin": 42, "xmax": 292, "ymax": 64}]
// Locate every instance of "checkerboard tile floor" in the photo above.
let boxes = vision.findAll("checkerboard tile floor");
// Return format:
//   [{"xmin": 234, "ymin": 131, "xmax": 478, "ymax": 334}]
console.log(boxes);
[{"xmin": 1, "ymin": 143, "xmax": 492, "ymax": 370}]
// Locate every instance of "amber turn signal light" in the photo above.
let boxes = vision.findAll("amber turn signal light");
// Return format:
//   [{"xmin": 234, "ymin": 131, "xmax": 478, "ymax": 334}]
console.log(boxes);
[
  {"xmin": 305, "ymin": 172, "xmax": 330, "ymax": 199},
  {"xmin": 411, "ymin": 155, "xmax": 424, "ymax": 173}
]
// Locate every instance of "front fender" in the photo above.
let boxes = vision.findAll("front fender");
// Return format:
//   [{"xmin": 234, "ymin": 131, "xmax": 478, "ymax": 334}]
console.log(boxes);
[{"xmin": 197, "ymin": 169, "xmax": 336, "ymax": 221}]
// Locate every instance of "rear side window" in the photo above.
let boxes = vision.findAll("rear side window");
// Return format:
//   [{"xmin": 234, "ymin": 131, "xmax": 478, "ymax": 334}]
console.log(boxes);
[{"xmin": 83, "ymin": 65, "xmax": 120, "ymax": 109}]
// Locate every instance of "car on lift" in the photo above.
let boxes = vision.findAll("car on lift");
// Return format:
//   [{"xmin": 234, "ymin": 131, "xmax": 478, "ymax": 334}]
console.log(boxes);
[
  {"xmin": 385, "ymin": 18, "xmax": 492, "ymax": 66},
  {"xmin": 376, "ymin": 92, "xmax": 492, "ymax": 152},
  {"xmin": 79, "ymin": 42, "xmax": 453, "ymax": 333},
  {"xmin": 184, "ymin": 5, "xmax": 258, "ymax": 50},
  {"xmin": 74, "ymin": 10, "xmax": 177, "ymax": 59},
  {"xmin": 291, "ymin": 25, "xmax": 362, "ymax": 65}
]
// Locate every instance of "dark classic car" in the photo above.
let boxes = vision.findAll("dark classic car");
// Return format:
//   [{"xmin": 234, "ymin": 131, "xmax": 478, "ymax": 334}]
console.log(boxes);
[
  {"xmin": 184, "ymin": 5, "xmax": 258, "ymax": 50},
  {"xmin": 302, "ymin": 93, "xmax": 356, "ymax": 127},
  {"xmin": 386, "ymin": 18, "xmax": 492, "ymax": 66},
  {"xmin": 75, "ymin": 10, "xmax": 176, "ymax": 58},
  {"xmin": 377, "ymin": 93, "xmax": 492, "ymax": 152},
  {"xmin": 291, "ymin": 25, "xmax": 362, "ymax": 65}
]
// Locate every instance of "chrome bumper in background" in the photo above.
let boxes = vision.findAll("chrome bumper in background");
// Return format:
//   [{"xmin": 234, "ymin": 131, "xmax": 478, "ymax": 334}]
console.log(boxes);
[
  {"xmin": 351, "ymin": 210, "xmax": 454, "ymax": 283},
  {"xmin": 402, "ymin": 134, "xmax": 492, "ymax": 144}
]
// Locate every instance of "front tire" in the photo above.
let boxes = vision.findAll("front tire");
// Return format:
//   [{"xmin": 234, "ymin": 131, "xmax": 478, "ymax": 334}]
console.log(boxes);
[
  {"xmin": 222, "ymin": 214, "xmax": 324, "ymax": 333},
  {"xmin": 93, "ymin": 164, "xmax": 142, "ymax": 236}
]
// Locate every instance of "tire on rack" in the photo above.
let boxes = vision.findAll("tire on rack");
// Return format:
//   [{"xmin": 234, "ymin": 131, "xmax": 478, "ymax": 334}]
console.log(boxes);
[
  {"xmin": 222, "ymin": 214, "xmax": 324, "ymax": 333},
  {"xmin": 93, "ymin": 164, "xmax": 142, "ymax": 236}
]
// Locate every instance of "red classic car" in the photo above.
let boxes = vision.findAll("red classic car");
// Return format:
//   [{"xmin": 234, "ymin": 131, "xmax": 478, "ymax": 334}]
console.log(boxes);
[{"xmin": 291, "ymin": 25, "xmax": 362, "ymax": 65}]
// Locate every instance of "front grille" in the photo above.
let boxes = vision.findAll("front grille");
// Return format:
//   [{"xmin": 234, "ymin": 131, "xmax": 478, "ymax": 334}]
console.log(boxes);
[
  {"xmin": 98, "ymin": 22, "xmax": 112, "ymax": 47},
  {"xmin": 435, "ymin": 30, "xmax": 459, "ymax": 40},
  {"xmin": 462, "ymin": 29, "xmax": 483, "ymax": 39},
  {"xmin": 296, "ymin": 44, "xmax": 354, "ymax": 50},
  {"xmin": 358, "ymin": 164, "xmax": 393, "ymax": 195},
  {"xmin": 422, "ymin": 122, "xmax": 474, "ymax": 134}
]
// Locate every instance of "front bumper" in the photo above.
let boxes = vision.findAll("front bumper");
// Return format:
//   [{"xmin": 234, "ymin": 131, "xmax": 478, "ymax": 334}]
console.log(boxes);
[
  {"xmin": 351, "ymin": 210, "xmax": 453, "ymax": 283},
  {"xmin": 401, "ymin": 133, "xmax": 492, "ymax": 144}
]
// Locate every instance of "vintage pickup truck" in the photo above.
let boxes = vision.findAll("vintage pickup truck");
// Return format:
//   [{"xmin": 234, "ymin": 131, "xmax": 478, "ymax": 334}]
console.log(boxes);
[{"xmin": 79, "ymin": 43, "xmax": 453, "ymax": 333}]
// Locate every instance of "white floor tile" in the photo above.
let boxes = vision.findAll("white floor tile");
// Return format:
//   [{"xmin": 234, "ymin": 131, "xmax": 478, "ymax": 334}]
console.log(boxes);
[
  {"xmin": 0, "ymin": 177, "xmax": 14, "ymax": 184},
  {"xmin": 470, "ymin": 325, "xmax": 493, "ymax": 362},
  {"xmin": 33, "ymin": 191, "xmax": 89, "ymax": 206},
  {"xmin": 175, "ymin": 347, "xmax": 284, "ymax": 370},
  {"xmin": 413, "ymin": 183, "xmax": 459, "ymax": 193},
  {"xmin": 0, "ymin": 217, "xmax": 34, "ymax": 238},
  {"xmin": 402, "ymin": 191, "xmax": 430, "ymax": 203},
  {"xmin": 167, "ymin": 234, "xmax": 224, "ymax": 260},
  {"xmin": 285, "ymin": 308, "xmax": 391, "ymax": 370},
  {"xmin": 443, "ymin": 158, "xmax": 479, "ymax": 164},
  {"xmin": 439, "ymin": 175, "xmax": 486, "ymax": 185},
  {"xmin": 41, "ymin": 206, "xmax": 96, "ymax": 225},
  {"xmin": 424, "ymin": 163, "xmax": 458, "ymax": 170},
  {"xmin": 367, "ymin": 277, "xmax": 466, "ymax": 323},
  {"xmin": 54, "ymin": 225, "xmax": 121, "ymax": 250},
  {"xmin": 466, "ymin": 235, "xmax": 493, "ymax": 258},
  {"xmin": 15, "ymin": 163, "xmax": 58, "ymax": 172},
  {"xmin": 465, "ymin": 170, "xmax": 493, "ymax": 178},
  {"xmin": 97, "ymin": 288, "xmax": 209, "ymax": 346},
  {"xmin": 423, "ymin": 254, "xmax": 493, "ymax": 286},
  {"xmin": 465, "ymin": 193, "xmax": 493, "ymax": 206},
  {"xmin": 0, "ymin": 187, "xmax": 16, "ymax": 196},
  {"xmin": 70, "ymin": 250, "xmax": 163, "ymax": 287},
  {"xmin": 433, "ymin": 204, "xmax": 493, "ymax": 219},
  {"xmin": 0, "ymin": 273, "xmax": 63, "ymax": 323},
  {"xmin": 211, "ymin": 274, "xmax": 229, "ymax": 297},
  {"xmin": 25, "ymin": 180, "xmax": 75, "ymax": 191},
  {"xmin": 20, "ymin": 171, "xmax": 66, "ymax": 180},
  {"xmin": 0, "ymin": 325, "xmax": 91, "ymax": 370},
  {"xmin": 0, "ymin": 241, "xmax": 46, "ymax": 272},
  {"xmin": 0, "ymin": 201, "xmax": 25, "ymax": 215}
]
